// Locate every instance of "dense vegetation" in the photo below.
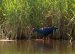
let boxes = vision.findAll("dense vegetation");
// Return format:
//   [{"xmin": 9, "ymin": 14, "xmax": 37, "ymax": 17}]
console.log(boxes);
[{"xmin": 0, "ymin": 0, "xmax": 75, "ymax": 40}]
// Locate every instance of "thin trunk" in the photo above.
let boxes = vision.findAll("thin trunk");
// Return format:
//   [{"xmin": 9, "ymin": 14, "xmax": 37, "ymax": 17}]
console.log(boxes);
[{"xmin": 71, "ymin": 25, "xmax": 75, "ymax": 40}]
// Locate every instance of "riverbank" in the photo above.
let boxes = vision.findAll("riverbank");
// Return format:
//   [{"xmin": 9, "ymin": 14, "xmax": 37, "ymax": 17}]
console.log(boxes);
[{"xmin": 0, "ymin": 39, "xmax": 15, "ymax": 41}]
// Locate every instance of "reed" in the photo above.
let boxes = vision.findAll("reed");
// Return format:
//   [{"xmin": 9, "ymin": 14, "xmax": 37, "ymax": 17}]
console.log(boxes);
[{"xmin": 0, "ymin": 0, "xmax": 75, "ymax": 39}]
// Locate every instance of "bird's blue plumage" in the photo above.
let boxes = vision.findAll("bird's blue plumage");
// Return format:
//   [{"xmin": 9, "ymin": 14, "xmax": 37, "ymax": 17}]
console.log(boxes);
[{"xmin": 33, "ymin": 26, "xmax": 58, "ymax": 37}]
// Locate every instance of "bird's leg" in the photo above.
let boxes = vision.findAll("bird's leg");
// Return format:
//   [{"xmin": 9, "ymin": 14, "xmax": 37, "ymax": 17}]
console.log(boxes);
[
  {"xmin": 46, "ymin": 36, "xmax": 49, "ymax": 40},
  {"xmin": 43, "ymin": 37, "xmax": 46, "ymax": 43},
  {"xmin": 47, "ymin": 36, "xmax": 49, "ymax": 40},
  {"xmin": 43, "ymin": 37, "xmax": 46, "ymax": 40}
]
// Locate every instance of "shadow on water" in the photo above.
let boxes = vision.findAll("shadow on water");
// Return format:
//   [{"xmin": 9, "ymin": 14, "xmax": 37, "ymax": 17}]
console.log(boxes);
[{"xmin": 0, "ymin": 39, "xmax": 75, "ymax": 54}]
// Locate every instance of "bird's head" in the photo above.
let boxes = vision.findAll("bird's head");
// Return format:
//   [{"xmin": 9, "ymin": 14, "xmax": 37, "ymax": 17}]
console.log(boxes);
[{"xmin": 32, "ymin": 28, "xmax": 39, "ymax": 33}]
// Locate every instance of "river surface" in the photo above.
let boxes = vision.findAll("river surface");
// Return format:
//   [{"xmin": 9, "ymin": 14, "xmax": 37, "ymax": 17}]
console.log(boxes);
[{"xmin": 0, "ymin": 39, "xmax": 75, "ymax": 54}]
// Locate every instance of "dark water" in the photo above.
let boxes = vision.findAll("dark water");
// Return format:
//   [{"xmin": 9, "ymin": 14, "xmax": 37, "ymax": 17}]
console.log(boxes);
[{"xmin": 0, "ymin": 39, "xmax": 75, "ymax": 54}]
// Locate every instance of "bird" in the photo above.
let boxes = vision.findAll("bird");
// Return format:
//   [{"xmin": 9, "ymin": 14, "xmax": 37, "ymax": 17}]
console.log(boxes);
[{"xmin": 33, "ymin": 26, "xmax": 58, "ymax": 40}]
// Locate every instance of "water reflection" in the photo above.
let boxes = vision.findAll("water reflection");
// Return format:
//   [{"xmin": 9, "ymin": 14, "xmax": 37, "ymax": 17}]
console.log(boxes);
[{"xmin": 0, "ymin": 40, "xmax": 74, "ymax": 54}]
